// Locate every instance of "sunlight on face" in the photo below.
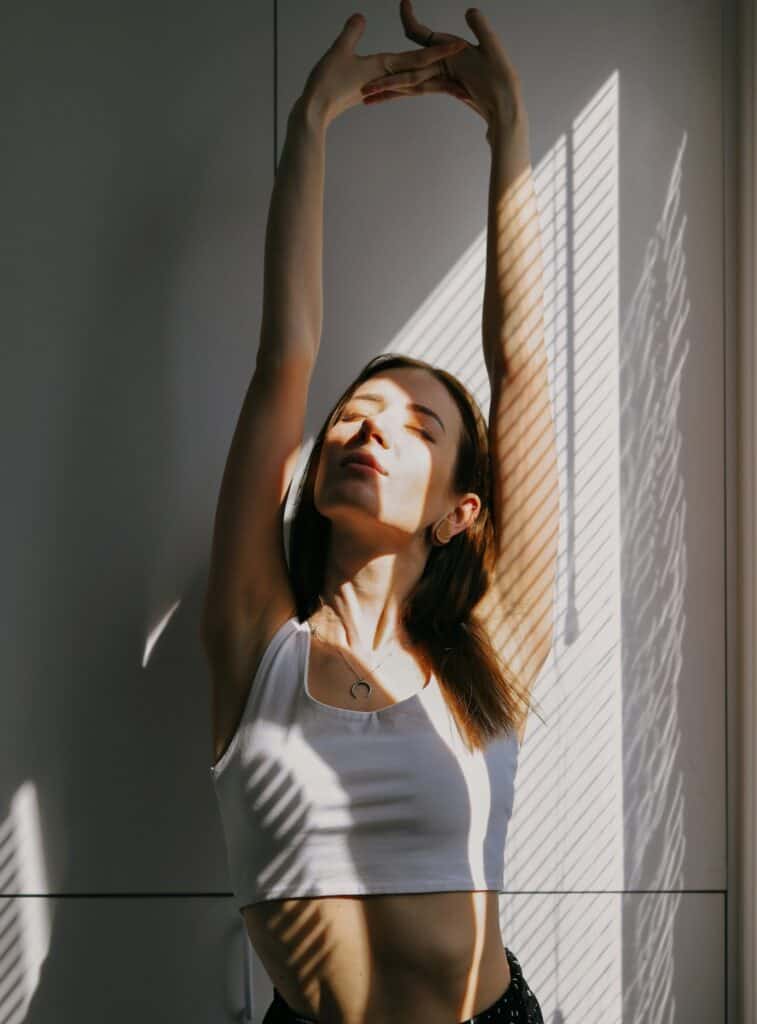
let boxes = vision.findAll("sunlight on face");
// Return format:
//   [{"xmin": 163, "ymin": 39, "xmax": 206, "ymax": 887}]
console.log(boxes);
[{"xmin": 314, "ymin": 368, "xmax": 462, "ymax": 545}]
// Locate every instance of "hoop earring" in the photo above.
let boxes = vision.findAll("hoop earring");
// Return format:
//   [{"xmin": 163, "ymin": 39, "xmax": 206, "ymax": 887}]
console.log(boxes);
[{"xmin": 432, "ymin": 519, "xmax": 454, "ymax": 546}]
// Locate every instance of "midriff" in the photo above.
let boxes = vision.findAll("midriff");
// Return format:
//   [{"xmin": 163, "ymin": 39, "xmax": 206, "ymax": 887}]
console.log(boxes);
[{"xmin": 242, "ymin": 888, "xmax": 512, "ymax": 1024}]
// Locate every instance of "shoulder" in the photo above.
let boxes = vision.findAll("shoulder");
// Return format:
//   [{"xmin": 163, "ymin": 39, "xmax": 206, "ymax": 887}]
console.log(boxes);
[{"xmin": 205, "ymin": 600, "xmax": 300, "ymax": 765}]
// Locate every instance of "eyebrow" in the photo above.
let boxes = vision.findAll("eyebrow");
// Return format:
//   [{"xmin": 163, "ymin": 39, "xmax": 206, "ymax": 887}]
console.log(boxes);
[{"xmin": 349, "ymin": 392, "xmax": 446, "ymax": 434}]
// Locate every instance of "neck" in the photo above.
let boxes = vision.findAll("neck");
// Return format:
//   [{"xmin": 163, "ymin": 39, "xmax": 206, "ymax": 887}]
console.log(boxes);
[
  {"xmin": 313, "ymin": 542, "xmax": 427, "ymax": 655},
  {"xmin": 312, "ymin": 595, "xmax": 413, "ymax": 657}
]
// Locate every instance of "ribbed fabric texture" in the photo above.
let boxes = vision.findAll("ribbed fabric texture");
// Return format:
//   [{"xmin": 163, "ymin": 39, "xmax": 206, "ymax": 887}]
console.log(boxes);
[{"xmin": 209, "ymin": 616, "xmax": 520, "ymax": 910}]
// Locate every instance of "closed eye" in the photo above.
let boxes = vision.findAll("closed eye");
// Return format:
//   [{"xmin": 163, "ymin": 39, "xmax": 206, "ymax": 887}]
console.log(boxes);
[{"xmin": 340, "ymin": 413, "xmax": 435, "ymax": 443}]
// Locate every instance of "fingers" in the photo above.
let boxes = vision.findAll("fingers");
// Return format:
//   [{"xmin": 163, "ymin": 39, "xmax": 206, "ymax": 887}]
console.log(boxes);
[
  {"xmin": 399, "ymin": 0, "xmax": 443, "ymax": 48},
  {"xmin": 362, "ymin": 64, "xmax": 430, "ymax": 95},
  {"xmin": 463, "ymin": 8, "xmax": 492, "ymax": 53},
  {"xmin": 367, "ymin": 37, "xmax": 464, "ymax": 84},
  {"xmin": 363, "ymin": 75, "xmax": 468, "ymax": 104},
  {"xmin": 364, "ymin": 80, "xmax": 471, "ymax": 103},
  {"xmin": 336, "ymin": 12, "xmax": 367, "ymax": 52},
  {"xmin": 399, "ymin": 38, "xmax": 467, "ymax": 70},
  {"xmin": 465, "ymin": 8, "xmax": 515, "ymax": 76}
]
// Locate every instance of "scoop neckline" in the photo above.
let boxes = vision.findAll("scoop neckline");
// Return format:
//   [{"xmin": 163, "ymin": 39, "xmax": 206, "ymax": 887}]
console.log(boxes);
[{"xmin": 297, "ymin": 616, "xmax": 438, "ymax": 718}]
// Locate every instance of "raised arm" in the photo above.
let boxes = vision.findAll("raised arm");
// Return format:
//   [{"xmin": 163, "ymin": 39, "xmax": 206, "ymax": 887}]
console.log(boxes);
[
  {"xmin": 257, "ymin": 94, "xmax": 328, "ymax": 373},
  {"xmin": 201, "ymin": 92, "xmax": 327, "ymax": 642},
  {"xmin": 482, "ymin": 110, "xmax": 559, "ymax": 745},
  {"xmin": 256, "ymin": 14, "xmax": 465, "ymax": 372},
  {"xmin": 202, "ymin": 19, "xmax": 464, "ymax": 633},
  {"xmin": 386, "ymin": 3, "xmax": 560, "ymax": 744}
]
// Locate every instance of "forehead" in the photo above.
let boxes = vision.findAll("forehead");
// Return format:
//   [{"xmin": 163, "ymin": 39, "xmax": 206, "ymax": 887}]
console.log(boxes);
[{"xmin": 351, "ymin": 368, "xmax": 452, "ymax": 410}]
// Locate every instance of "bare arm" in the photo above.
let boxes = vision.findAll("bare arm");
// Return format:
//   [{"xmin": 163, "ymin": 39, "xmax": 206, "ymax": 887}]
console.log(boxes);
[
  {"xmin": 200, "ymin": 92, "xmax": 328, "ymax": 634},
  {"xmin": 481, "ymin": 114, "xmax": 559, "ymax": 744},
  {"xmin": 257, "ymin": 93, "xmax": 329, "ymax": 371}
]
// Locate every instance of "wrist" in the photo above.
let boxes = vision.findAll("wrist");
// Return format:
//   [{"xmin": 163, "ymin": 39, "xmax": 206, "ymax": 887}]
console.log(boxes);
[
  {"xmin": 292, "ymin": 90, "xmax": 332, "ymax": 135},
  {"xmin": 487, "ymin": 109, "xmax": 530, "ymax": 153}
]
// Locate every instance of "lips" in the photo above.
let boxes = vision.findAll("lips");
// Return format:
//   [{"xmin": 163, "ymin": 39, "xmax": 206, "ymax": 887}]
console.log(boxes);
[{"xmin": 341, "ymin": 451, "xmax": 387, "ymax": 475}]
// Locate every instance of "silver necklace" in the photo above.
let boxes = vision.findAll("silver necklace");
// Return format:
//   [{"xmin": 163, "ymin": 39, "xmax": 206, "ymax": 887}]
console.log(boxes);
[{"xmin": 307, "ymin": 598, "xmax": 404, "ymax": 701}]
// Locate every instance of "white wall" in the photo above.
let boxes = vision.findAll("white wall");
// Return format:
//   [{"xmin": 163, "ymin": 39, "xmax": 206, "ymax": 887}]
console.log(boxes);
[{"xmin": 1, "ymin": 0, "xmax": 740, "ymax": 1020}]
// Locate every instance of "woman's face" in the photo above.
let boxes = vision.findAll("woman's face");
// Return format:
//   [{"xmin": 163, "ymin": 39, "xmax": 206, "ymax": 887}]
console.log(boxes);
[{"xmin": 313, "ymin": 367, "xmax": 464, "ymax": 547}]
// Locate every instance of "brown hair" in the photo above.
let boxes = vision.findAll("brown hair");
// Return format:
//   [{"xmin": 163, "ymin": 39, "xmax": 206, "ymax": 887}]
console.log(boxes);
[{"xmin": 288, "ymin": 352, "xmax": 541, "ymax": 752}]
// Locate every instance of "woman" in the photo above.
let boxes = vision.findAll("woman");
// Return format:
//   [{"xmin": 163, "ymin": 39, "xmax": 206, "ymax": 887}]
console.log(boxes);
[{"xmin": 202, "ymin": 3, "xmax": 558, "ymax": 1021}]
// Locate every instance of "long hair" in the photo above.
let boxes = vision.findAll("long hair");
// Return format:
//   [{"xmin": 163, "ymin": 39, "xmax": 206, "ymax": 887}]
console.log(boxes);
[{"xmin": 288, "ymin": 352, "xmax": 540, "ymax": 753}]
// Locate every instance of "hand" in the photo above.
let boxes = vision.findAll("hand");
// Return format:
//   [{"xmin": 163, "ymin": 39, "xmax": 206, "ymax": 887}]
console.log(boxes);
[
  {"xmin": 361, "ymin": 2, "xmax": 527, "ymax": 140},
  {"xmin": 301, "ymin": 11, "xmax": 467, "ymax": 128}
]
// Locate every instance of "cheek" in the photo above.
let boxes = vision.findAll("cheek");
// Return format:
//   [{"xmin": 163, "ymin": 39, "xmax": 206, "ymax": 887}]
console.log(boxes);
[{"xmin": 398, "ymin": 447, "xmax": 439, "ymax": 501}]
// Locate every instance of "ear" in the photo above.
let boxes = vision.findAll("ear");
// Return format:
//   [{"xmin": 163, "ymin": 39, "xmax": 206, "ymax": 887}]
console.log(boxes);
[{"xmin": 452, "ymin": 492, "xmax": 482, "ymax": 537}]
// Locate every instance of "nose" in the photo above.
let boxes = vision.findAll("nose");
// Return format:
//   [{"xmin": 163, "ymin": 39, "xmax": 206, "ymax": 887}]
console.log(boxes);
[{"xmin": 356, "ymin": 415, "xmax": 388, "ymax": 447}]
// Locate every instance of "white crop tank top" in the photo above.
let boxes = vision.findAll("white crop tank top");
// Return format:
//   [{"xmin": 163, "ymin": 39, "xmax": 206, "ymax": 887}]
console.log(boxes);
[{"xmin": 209, "ymin": 615, "xmax": 520, "ymax": 911}]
